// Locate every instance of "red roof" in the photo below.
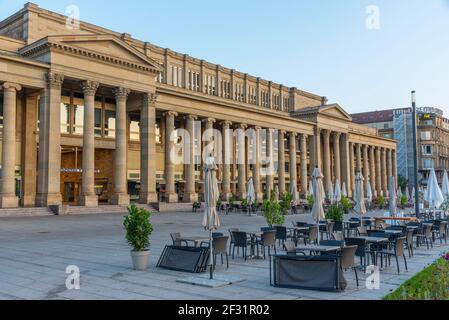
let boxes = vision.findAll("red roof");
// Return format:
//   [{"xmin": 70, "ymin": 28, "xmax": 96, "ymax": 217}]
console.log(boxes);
[{"xmin": 351, "ymin": 109, "xmax": 394, "ymax": 124}]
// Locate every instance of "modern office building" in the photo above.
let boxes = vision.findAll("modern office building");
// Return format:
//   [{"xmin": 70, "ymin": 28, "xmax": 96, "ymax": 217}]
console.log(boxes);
[
  {"xmin": 0, "ymin": 3, "xmax": 397, "ymax": 211},
  {"xmin": 353, "ymin": 107, "xmax": 449, "ymax": 187}
]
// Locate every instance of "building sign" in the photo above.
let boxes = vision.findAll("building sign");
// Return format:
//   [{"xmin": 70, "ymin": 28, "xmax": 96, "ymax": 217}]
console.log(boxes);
[{"xmin": 61, "ymin": 168, "xmax": 100, "ymax": 173}]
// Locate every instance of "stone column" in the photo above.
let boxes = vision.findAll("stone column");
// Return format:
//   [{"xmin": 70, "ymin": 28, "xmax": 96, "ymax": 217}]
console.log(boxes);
[
  {"xmin": 333, "ymin": 132, "xmax": 341, "ymax": 186},
  {"xmin": 266, "ymin": 128, "xmax": 274, "ymax": 197},
  {"xmin": 36, "ymin": 72, "xmax": 64, "ymax": 207},
  {"xmin": 0, "ymin": 82, "xmax": 21, "ymax": 208},
  {"xmin": 278, "ymin": 130, "xmax": 286, "ymax": 194},
  {"xmin": 203, "ymin": 118, "xmax": 216, "ymax": 158},
  {"xmin": 164, "ymin": 111, "xmax": 178, "ymax": 203},
  {"xmin": 289, "ymin": 132, "xmax": 297, "ymax": 193},
  {"xmin": 375, "ymin": 147, "xmax": 382, "ymax": 197},
  {"xmin": 362, "ymin": 144, "xmax": 370, "ymax": 195},
  {"xmin": 349, "ymin": 142, "xmax": 355, "ymax": 195},
  {"xmin": 236, "ymin": 124, "xmax": 247, "ymax": 200},
  {"xmin": 221, "ymin": 121, "xmax": 232, "ymax": 200},
  {"xmin": 356, "ymin": 143, "xmax": 362, "ymax": 174},
  {"xmin": 21, "ymin": 94, "xmax": 38, "ymax": 207},
  {"xmin": 140, "ymin": 93, "xmax": 158, "ymax": 204},
  {"xmin": 387, "ymin": 148, "xmax": 393, "ymax": 189},
  {"xmin": 111, "ymin": 87, "xmax": 131, "ymax": 206},
  {"xmin": 312, "ymin": 127, "xmax": 322, "ymax": 173},
  {"xmin": 253, "ymin": 127, "xmax": 263, "ymax": 202},
  {"xmin": 392, "ymin": 149, "xmax": 398, "ymax": 188},
  {"xmin": 300, "ymin": 134, "xmax": 308, "ymax": 196},
  {"xmin": 322, "ymin": 129, "xmax": 332, "ymax": 197},
  {"xmin": 341, "ymin": 134, "xmax": 350, "ymax": 197},
  {"xmin": 183, "ymin": 115, "xmax": 198, "ymax": 203},
  {"xmin": 369, "ymin": 146, "xmax": 376, "ymax": 197},
  {"xmin": 381, "ymin": 148, "xmax": 388, "ymax": 196},
  {"xmin": 79, "ymin": 80, "xmax": 99, "ymax": 207}
]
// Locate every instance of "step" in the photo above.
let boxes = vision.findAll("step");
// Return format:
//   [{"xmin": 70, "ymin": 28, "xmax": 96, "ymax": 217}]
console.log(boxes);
[
  {"xmin": 154, "ymin": 202, "xmax": 194, "ymax": 213},
  {"xmin": 0, "ymin": 207, "xmax": 54, "ymax": 218}
]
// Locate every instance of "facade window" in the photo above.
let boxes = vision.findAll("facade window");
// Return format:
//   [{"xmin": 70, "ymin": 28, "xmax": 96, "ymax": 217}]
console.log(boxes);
[
  {"xmin": 384, "ymin": 123, "xmax": 389, "ymax": 129},
  {"xmin": 171, "ymin": 65, "xmax": 183, "ymax": 87},
  {"xmin": 420, "ymin": 131, "xmax": 432, "ymax": 141},
  {"xmin": 272, "ymin": 94, "xmax": 280, "ymax": 110},
  {"xmin": 283, "ymin": 97, "xmax": 289, "ymax": 111},
  {"xmin": 422, "ymin": 145, "xmax": 433, "ymax": 156},
  {"xmin": 261, "ymin": 91, "xmax": 269, "ymax": 108},
  {"xmin": 72, "ymin": 92, "xmax": 84, "ymax": 135},
  {"xmin": 221, "ymin": 80, "xmax": 231, "ymax": 99},
  {"xmin": 205, "ymin": 74, "xmax": 216, "ymax": 95},
  {"xmin": 130, "ymin": 120, "xmax": 140, "ymax": 141},
  {"xmin": 155, "ymin": 119, "xmax": 162, "ymax": 144},
  {"xmin": 235, "ymin": 83, "xmax": 244, "ymax": 102},
  {"xmin": 422, "ymin": 158, "xmax": 434, "ymax": 169},
  {"xmin": 188, "ymin": 71, "xmax": 200, "ymax": 91},
  {"xmin": 249, "ymin": 87, "xmax": 257, "ymax": 105},
  {"xmin": 104, "ymin": 110, "xmax": 116, "ymax": 138}
]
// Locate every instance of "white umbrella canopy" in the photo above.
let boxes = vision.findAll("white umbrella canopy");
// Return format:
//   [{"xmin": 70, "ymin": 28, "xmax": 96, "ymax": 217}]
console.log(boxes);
[
  {"xmin": 425, "ymin": 169, "xmax": 445, "ymax": 210},
  {"xmin": 311, "ymin": 168, "xmax": 325, "ymax": 225},
  {"xmin": 290, "ymin": 180, "xmax": 300, "ymax": 206},
  {"xmin": 334, "ymin": 179, "xmax": 342, "ymax": 204},
  {"xmin": 341, "ymin": 182, "xmax": 348, "ymax": 198},
  {"xmin": 366, "ymin": 181, "xmax": 373, "ymax": 205},
  {"xmin": 397, "ymin": 187, "xmax": 403, "ymax": 204},
  {"xmin": 274, "ymin": 185, "xmax": 280, "ymax": 202},
  {"xmin": 202, "ymin": 157, "xmax": 220, "ymax": 280},
  {"xmin": 353, "ymin": 172, "xmax": 367, "ymax": 222},
  {"xmin": 442, "ymin": 170, "xmax": 449, "ymax": 200},
  {"xmin": 405, "ymin": 186, "xmax": 411, "ymax": 203},
  {"xmin": 308, "ymin": 181, "xmax": 314, "ymax": 197},
  {"xmin": 247, "ymin": 177, "xmax": 256, "ymax": 206},
  {"xmin": 389, "ymin": 176, "xmax": 398, "ymax": 217},
  {"xmin": 328, "ymin": 183, "xmax": 335, "ymax": 204}
]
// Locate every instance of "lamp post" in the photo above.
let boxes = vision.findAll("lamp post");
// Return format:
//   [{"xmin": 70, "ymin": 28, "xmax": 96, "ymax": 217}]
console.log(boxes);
[{"xmin": 411, "ymin": 91, "xmax": 420, "ymax": 219}]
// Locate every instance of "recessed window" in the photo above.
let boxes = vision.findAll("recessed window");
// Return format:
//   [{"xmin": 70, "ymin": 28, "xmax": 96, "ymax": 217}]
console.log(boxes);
[{"xmin": 104, "ymin": 110, "xmax": 116, "ymax": 138}]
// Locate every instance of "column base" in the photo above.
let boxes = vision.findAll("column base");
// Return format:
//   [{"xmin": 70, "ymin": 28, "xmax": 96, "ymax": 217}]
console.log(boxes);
[
  {"xmin": 166, "ymin": 193, "xmax": 178, "ymax": 203},
  {"xmin": 35, "ymin": 193, "xmax": 62, "ymax": 207},
  {"xmin": 21, "ymin": 195, "xmax": 36, "ymax": 207},
  {"xmin": 237, "ymin": 192, "xmax": 247, "ymax": 201},
  {"xmin": 221, "ymin": 192, "xmax": 232, "ymax": 201},
  {"xmin": 140, "ymin": 192, "xmax": 158, "ymax": 204},
  {"xmin": 0, "ymin": 194, "xmax": 19, "ymax": 208},
  {"xmin": 110, "ymin": 193, "xmax": 130, "ymax": 206},
  {"xmin": 183, "ymin": 193, "xmax": 198, "ymax": 203},
  {"xmin": 79, "ymin": 194, "xmax": 98, "ymax": 207}
]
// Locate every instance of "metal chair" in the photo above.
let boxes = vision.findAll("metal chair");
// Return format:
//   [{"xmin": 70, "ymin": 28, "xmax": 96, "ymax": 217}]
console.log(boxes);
[
  {"xmin": 212, "ymin": 236, "xmax": 229, "ymax": 269},
  {"xmin": 340, "ymin": 245, "xmax": 359, "ymax": 287},
  {"xmin": 232, "ymin": 231, "xmax": 252, "ymax": 260},
  {"xmin": 380, "ymin": 237, "xmax": 408, "ymax": 274},
  {"xmin": 256, "ymin": 231, "xmax": 277, "ymax": 259},
  {"xmin": 170, "ymin": 233, "xmax": 189, "ymax": 246}
]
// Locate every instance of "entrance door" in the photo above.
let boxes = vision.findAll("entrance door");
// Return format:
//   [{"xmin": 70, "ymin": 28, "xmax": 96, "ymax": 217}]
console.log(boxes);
[{"xmin": 64, "ymin": 182, "xmax": 75, "ymax": 203}]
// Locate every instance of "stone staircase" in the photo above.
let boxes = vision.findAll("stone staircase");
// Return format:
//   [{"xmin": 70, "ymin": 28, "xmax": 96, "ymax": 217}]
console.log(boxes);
[
  {"xmin": 0, "ymin": 207, "xmax": 54, "ymax": 218},
  {"xmin": 64, "ymin": 204, "xmax": 159, "ymax": 215}
]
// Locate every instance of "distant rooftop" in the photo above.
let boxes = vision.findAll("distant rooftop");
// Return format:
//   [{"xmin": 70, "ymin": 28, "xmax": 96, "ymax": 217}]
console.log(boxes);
[{"xmin": 351, "ymin": 109, "xmax": 395, "ymax": 125}]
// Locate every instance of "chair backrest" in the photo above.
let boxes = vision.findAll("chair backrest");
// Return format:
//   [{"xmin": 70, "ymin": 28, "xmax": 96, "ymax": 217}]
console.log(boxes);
[
  {"xmin": 394, "ymin": 237, "xmax": 406, "ymax": 257},
  {"xmin": 228, "ymin": 228, "xmax": 239, "ymax": 243},
  {"xmin": 284, "ymin": 240, "xmax": 297, "ymax": 254},
  {"xmin": 262, "ymin": 231, "xmax": 276, "ymax": 246},
  {"xmin": 320, "ymin": 240, "xmax": 344, "ymax": 247},
  {"xmin": 212, "ymin": 232, "xmax": 224, "ymax": 238},
  {"xmin": 345, "ymin": 238, "xmax": 367, "ymax": 257},
  {"xmin": 368, "ymin": 230, "xmax": 386, "ymax": 238},
  {"xmin": 170, "ymin": 233, "xmax": 182, "ymax": 246},
  {"xmin": 327, "ymin": 221, "xmax": 335, "ymax": 234},
  {"xmin": 424, "ymin": 224, "xmax": 433, "ymax": 237},
  {"xmin": 233, "ymin": 232, "xmax": 248, "ymax": 247},
  {"xmin": 274, "ymin": 226, "xmax": 287, "ymax": 240},
  {"xmin": 406, "ymin": 229, "xmax": 414, "ymax": 245},
  {"xmin": 213, "ymin": 236, "xmax": 229, "ymax": 254},
  {"xmin": 332, "ymin": 231, "xmax": 344, "ymax": 241},
  {"xmin": 308, "ymin": 225, "xmax": 318, "ymax": 242},
  {"xmin": 357, "ymin": 226, "xmax": 368, "ymax": 236},
  {"xmin": 341, "ymin": 245, "xmax": 358, "ymax": 269},
  {"xmin": 439, "ymin": 222, "xmax": 446, "ymax": 235}
]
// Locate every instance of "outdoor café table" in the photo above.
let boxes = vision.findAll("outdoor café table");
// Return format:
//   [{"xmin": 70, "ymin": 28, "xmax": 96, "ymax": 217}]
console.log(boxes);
[
  {"xmin": 179, "ymin": 236, "xmax": 210, "ymax": 247},
  {"xmin": 245, "ymin": 231, "xmax": 264, "ymax": 259},
  {"xmin": 354, "ymin": 236, "xmax": 389, "ymax": 267},
  {"xmin": 296, "ymin": 245, "xmax": 341, "ymax": 255},
  {"xmin": 383, "ymin": 230, "xmax": 403, "ymax": 235}
]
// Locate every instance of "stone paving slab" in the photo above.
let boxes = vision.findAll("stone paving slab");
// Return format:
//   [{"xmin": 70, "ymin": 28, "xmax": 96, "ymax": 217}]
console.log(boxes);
[{"xmin": 0, "ymin": 210, "xmax": 447, "ymax": 300}]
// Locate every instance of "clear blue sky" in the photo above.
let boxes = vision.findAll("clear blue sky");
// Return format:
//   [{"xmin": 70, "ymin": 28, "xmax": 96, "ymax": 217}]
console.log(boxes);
[{"xmin": 1, "ymin": 0, "xmax": 448, "ymax": 115}]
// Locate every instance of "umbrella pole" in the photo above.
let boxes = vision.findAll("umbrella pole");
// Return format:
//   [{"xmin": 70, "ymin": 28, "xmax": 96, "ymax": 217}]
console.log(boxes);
[{"xmin": 209, "ymin": 229, "xmax": 213, "ymax": 280}]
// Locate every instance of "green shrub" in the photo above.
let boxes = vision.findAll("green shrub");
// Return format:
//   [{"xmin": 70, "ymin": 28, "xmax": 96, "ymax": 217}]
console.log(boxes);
[
  {"xmin": 325, "ymin": 205, "xmax": 344, "ymax": 222},
  {"xmin": 378, "ymin": 195, "xmax": 386, "ymax": 208},
  {"xmin": 340, "ymin": 196, "xmax": 352, "ymax": 211},
  {"xmin": 400, "ymin": 195, "xmax": 408, "ymax": 208},
  {"xmin": 307, "ymin": 194, "xmax": 315, "ymax": 208},
  {"xmin": 242, "ymin": 198, "xmax": 248, "ymax": 206},
  {"xmin": 262, "ymin": 199, "xmax": 284, "ymax": 227},
  {"xmin": 123, "ymin": 204, "xmax": 153, "ymax": 252},
  {"xmin": 279, "ymin": 192, "xmax": 293, "ymax": 214}
]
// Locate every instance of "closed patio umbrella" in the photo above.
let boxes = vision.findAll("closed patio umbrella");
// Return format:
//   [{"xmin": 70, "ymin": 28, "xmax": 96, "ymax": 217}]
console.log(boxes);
[
  {"xmin": 389, "ymin": 176, "xmax": 397, "ymax": 218},
  {"xmin": 308, "ymin": 181, "xmax": 314, "ymax": 198},
  {"xmin": 366, "ymin": 180, "xmax": 373, "ymax": 208},
  {"xmin": 425, "ymin": 169, "xmax": 444, "ymax": 211},
  {"xmin": 247, "ymin": 177, "xmax": 256, "ymax": 215},
  {"xmin": 202, "ymin": 157, "xmax": 220, "ymax": 280},
  {"xmin": 405, "ymin": 186, "xmax": 411, "ymax": 203},
  {"xmin": 353, "ymin": 172, "xmax": 367, "ymax": 226},
  {"xmin": 397, "ymin": 187, "xmax": 403, "ymax": 205},
  {"xmin": 334, "ymin": 179, "xmax": 342, "ymax": 204},
  {"xmin": 341, "ymin": 182, "xmax": 348, "ymax": 198},
  {"xmin": 328, "ymin": 183, "xmax": 335, "ymax": 204},
  {"xmin": 442, "ymin": 170, "xmax": 449, "ymax": 201},
  {"xmin": 290, "ymin": 179, "xmax": 300, "ymax": 206},
  {"xmin": 311, "ymin": 168, "xmax": 325, "ymax": 242},
  {"xmin": 274, "ymin": 185, "xmax": 280, "ymax": 202}
]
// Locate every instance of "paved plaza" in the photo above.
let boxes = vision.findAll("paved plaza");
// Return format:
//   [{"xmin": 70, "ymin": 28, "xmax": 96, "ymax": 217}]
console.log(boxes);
[{"xmin": 0, "ymin": 210, "xmax": 447, "ymax": 300}]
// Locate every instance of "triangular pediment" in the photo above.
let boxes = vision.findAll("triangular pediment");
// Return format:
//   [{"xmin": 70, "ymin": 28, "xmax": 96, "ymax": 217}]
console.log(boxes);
[
  {"xmin": 318, "ymin": 104, "xmax": 352, "ymax": 121},
  {"xmin": 20, "ymin": 34, "xmax": 162, "ymax": 73}
]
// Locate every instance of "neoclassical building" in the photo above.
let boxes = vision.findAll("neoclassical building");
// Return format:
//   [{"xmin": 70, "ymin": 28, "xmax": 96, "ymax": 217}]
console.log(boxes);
[{"xmin": 0, "ymin": 3, "xmax": 397, "ymax": 210}]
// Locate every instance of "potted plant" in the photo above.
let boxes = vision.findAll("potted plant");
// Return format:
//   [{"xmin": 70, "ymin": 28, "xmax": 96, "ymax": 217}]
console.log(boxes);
[
  {"xmin": 123, "ymin": 204, "xmax": 153, "ymax": 271},
  {"xmin": 340, "ymin": 195, "xmax": 352, "ymax": 214},
  {"xmin": 261, "ymin": 199, "xmax": 284, "ymax": 228},
  {"xmin": 307, "ymin": 194, "xmax": 314, "ymax": 209},
  {"xmin": 325, "ymin": 205, "xmax": 344, "ymax": 222},
  {"xmin": 279, "ymin": 192, "xmax": 293, "ymax": 215},
  {"xmin": 377, "ymin": 195, "xmax": 386, "ymax": 209},
  {"xmin": 400, "ymin": 195, "xmax": 408, "ymax": 209}
]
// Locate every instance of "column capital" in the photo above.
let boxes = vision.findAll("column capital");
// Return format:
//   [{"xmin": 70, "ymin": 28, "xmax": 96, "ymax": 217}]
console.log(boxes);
[
  {"xmin": 288, "ymin": 131, "xmax": 297, "ymax": 138},
  {"xmin": 45, "ymin": 72, "xmax": 64, "ymax": 89},
  {"xmin": 253, "ymin": 126, "xmax": 262, "ymax": 131},
  {"xmin": 300, "ymin": 133, "xmax": 308, "ymax": 141},
  {"xmin": 203, "ymin": 117, "xmax": 216, "ymax": 124},
  {"xmin": 143, "ymin": 92, "xmax": 158, "ymax": 106},
  {"xmin": 81, "ymin": 80, "xmax": 99, "ymax": 96},
  {"xmin": 235, "ymin": 123, "xmax": 247, "ymax": 130},
  {"xmin": 165, "ymin": 110, "xmax": 178, "ymax": 118},
  {"xmin": 2, "ymin": 82, "xmax": 22, "ymax": 91},
  {"xmin": 113, "ymin": 87, "xmax": 130, "ymax": 102},
  {"xmin": 333, "ymin": 131, "xmax": 342, "ymax": 139},
  {"xmin": 221, "ymin": 120, "xmax": 233, "ymax": 128},
  {"xmin": 322, "ymin": 129, "xmax": 331, "ymax": 139},
  {"xmin": 185, "ymin": 114, "xmax": 198, "ymax": 121}
]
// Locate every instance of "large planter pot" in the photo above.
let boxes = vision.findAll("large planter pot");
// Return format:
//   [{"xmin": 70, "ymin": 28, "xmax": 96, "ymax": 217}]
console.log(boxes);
[{"xmin": 130, "ymin": 250, "xmax": 150, "ymax": 271}]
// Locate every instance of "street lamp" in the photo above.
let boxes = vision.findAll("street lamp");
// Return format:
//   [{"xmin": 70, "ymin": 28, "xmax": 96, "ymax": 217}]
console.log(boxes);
[{"xmin": 411, "ymin": 91, "xmax": 420, "ymax": 218}]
